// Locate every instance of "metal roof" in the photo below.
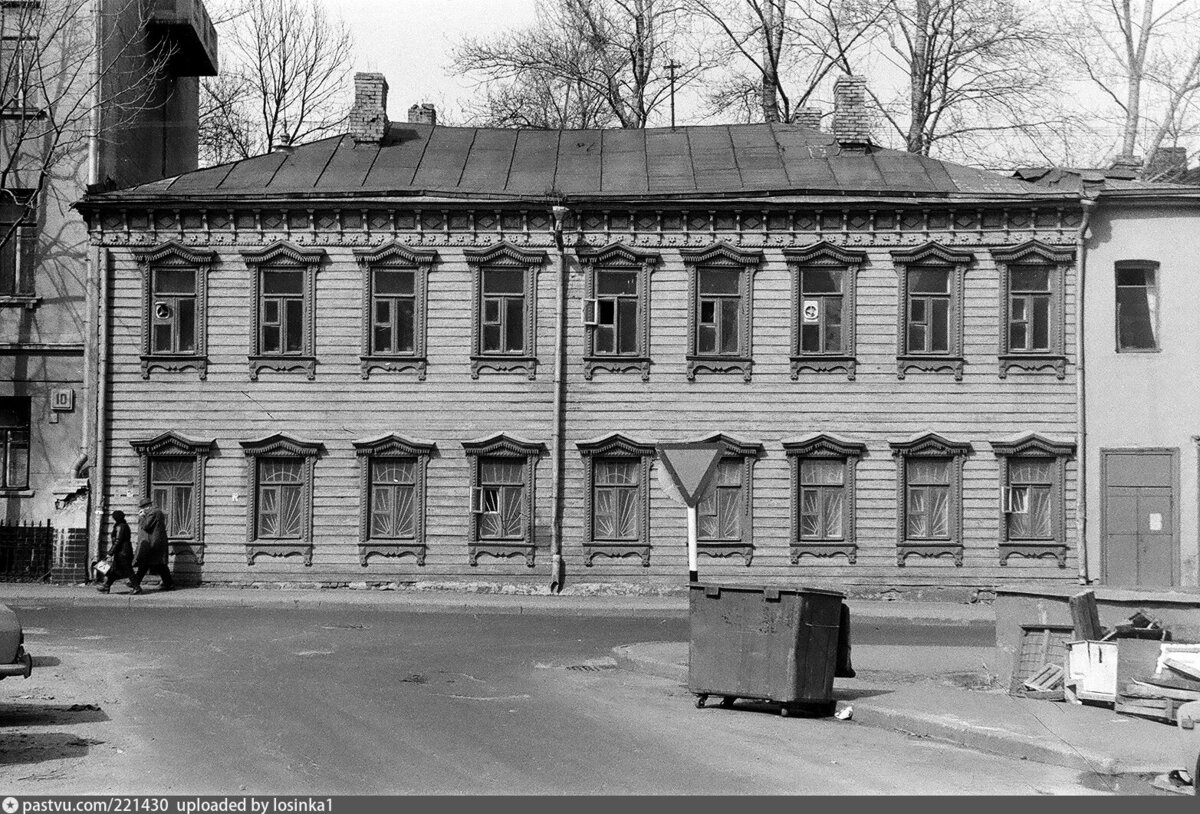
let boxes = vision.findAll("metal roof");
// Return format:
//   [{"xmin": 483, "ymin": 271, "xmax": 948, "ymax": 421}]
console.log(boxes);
[{"xmin": 97, "ymin": 122, "xmax": 1056, "ymax": 203}]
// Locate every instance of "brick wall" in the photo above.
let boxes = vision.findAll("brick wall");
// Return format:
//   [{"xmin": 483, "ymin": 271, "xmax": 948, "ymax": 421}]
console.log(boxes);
[{"xmin": 51, "ymin": 527, "xmax": 88, "ymax": 584}]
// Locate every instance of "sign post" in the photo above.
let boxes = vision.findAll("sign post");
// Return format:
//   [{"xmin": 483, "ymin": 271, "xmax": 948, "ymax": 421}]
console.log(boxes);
[{"xmin": 656, "ymin": 442, "xmax": 724, "ymax": 583}]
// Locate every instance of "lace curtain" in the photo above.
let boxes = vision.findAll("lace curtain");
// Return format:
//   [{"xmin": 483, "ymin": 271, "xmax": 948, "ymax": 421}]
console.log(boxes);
[
  {"xmin": 258, "ymin": 458, "xmax": 303, "ymax": 539},
  {"xmin": 594, "ymin": 458, "xmax": 639, "ymax": 540}
]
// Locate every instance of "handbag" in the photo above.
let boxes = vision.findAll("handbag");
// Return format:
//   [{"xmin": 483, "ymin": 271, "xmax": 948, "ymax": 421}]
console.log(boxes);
[{"xmin": 93, "ymin": 558, "xmax": 112, "ymax": 577}]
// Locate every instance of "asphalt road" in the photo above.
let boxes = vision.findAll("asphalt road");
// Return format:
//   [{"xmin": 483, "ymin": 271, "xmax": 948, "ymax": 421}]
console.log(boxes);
[{"xmin": 0, "ymin": 605, "xmax": 1113, "ymax": 795}]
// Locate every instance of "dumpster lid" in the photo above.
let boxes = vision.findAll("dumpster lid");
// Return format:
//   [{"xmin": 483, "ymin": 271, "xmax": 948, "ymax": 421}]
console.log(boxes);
[{"xmin": 689, "ymin": 582, "xmax": 846, "ymax": 599}]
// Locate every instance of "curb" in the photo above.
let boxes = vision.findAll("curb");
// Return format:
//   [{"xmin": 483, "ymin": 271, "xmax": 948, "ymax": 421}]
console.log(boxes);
[{"xmin": 612, "ymin": 643, "xmax": 688, "ymax": 683}]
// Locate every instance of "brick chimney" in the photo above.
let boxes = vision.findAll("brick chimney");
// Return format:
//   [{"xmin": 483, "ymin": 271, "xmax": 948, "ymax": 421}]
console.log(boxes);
[
  {"xmin": 832, "ymin": 74, "xmax": 872, "ymax": 152},
  {"xmin": 1145, "ymin": 146, "xmax": 1188, "ymax": 182},
  {"xmin": 408, "ymin": 103, "xmax": 437, "ymax": 126},
  {"xmin": 1106, "ymin": 154, "xmax": 1142, "ymax": 181},
  {"xmin": 793, "ymin": 106, "xmax": 822, "ymax": 131},
  {"xmin": 350, "ymin": 72, "xmax": 390, "ymax": 145}
]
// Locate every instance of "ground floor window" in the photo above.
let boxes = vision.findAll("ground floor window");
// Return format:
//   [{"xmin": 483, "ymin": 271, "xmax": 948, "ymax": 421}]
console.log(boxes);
[
  {"xmin": 150, "ymin": 457, "xmax": 195, "ymax": 539},
  {"xmin": 256, "ymin": 457, "xmax": 304, "ymax": 539},
  {"xmin": 0, "ymin": 398, "xmax": 29, "ymax": 490}
]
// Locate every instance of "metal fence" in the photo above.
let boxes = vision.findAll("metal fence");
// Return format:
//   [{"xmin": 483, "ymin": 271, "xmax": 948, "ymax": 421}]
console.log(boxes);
[{"xmin": 0, "ymin": 520, "xmax": 53, "ymax": 581}]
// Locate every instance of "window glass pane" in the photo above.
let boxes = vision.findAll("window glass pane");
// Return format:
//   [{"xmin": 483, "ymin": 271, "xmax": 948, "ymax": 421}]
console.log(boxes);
[
  {"xmin": 801, "ymin": 459, "xmax": 844, "ymax": 485},
  {"xmin": 596, "ymin": 458, "xmax": 639, "ymax": 486},
  {"xmin": 153, "ymin": 324, "xmax": 173, "ymax": 353},
  {"xmin": 0, "ymin": 233, "xmax": 16, "ymax": 294},
  {"xmin": 597, "ymin": 271, "xmax": 637, "ymax": 295},
  {"xmin": 698, "ymin": 324, "xmax": 716, "ymax": 354},
  {"xmin": 504, "ymin": 297, "xmax": 525, "ymax": 351},
  {"xmin": 699, "ymin": 300, "xmax": 716, "ymax": 323},
  {"xmin": 279, "ymin": 485, "xmax": 303, "ymax": 537},
  {"xmin": 929, "ymin": 487, "xmax": 950, "ymax": 537},
  {"xmin": 801, "ymin": 323, "xmax": 820, "ymax": 352},
  {"xmin": 170, "ymin": 485, "xmax": 194, "ymax": 538},
  {"xmin": 396, "ymin": 299, "xmax": 415, "ymax": 353},
  {"xmin": 263, "ymin": 270, "xmax": 304, "ymax": 294},
  {"xmin": 373, "ymin": 458, "xmax": 417, "ymax": 484},
  {"xmin": 824, "ymin": 489, "xmax": 844, "ymax": 539},
  {"xmin": 1116, "ymin": 267, "xmax": 1151, "ymax": 287},
  {"xmin": 906, "ymin": 486, "xmax": 928, "ymax": 538},
  {"xmin": 1011, "ymin": 298, "xmax": 1026, "ymax": 322},
  {"xmin": 482, "ymin": 324, "xmax": 501, "ymax": 352},
  {"xmin": 617, "ymin": 299, "xmax": 638, "ymax": 354},
  {"xmin": 909, "ymin": 298, "xmax": 925, "ymax": 322},
  {"xmin": 481, "ymin": 458, "xmax": 523, "ymax": 484},
  {"xmin": 261, "ymin": 325, "xmax": 280, "ymax": 353},
  {"xmin": 0, "ymin": 399, "xmax": 28, "ymax": 428},
  {"xmin": 375, "ymin": 269, "xmax": 414, "ymax": 295},
  {"xmin": 1009, "ymin": 321, "xmax": 1027, "ymax": 351},
  {"xmin": 1010, "ymin": 458, "xmax": 1053, "ymax": 482},
  {"xmin": 907, "ymin": 322, "xmax": 925, "ymax": 353},
  {"xmin": 909, "ymin": 268, "xmax": 949, "ymax": 293},
  {"xmin": 483, "ymin": 299, "xmax": 500, "ymax": 323},
  {"xmin": 597, "ymin": 299, "xmax": 616, "ymax": 325},
  {"xmin": 259, "ymin": 457, "xmax": 302, "ymax": 483},
  {"xmin": 823, "ymin": 298, "xmax": 842, "ymax": 352},
  {"xmin": 717, "ymin": 488, "xmax": 742, "ymax": 539},
  {"xmin": 151, "ymin": 458, "xmax": 192, "ymax": 483},
  {"xmin": 177, "ymin": 299, "xmax": 195, "ymax": 352},
  {"xmin": 483, "ymin": 269, "xmax": 523, "ymax": 294},
  {"xmin": 908, "ymin": 459, "xmax": 950, "ymax": 484},
  {"xmin": 931, "ymin": 299, "xmax": 949, "ymax": 352},
  {"xmin": 715, "ymin": 459, "xmax": 741, "ymax": 486},
  {"xmin": 374, "ymin": 300, "xmax": 390, "ymax": 325},
  {"xmin": 699, "ymin": 269, "xmax": 739, "ymax": 294},
  {"xmin": 800, "ymin": 488, "xmax": 822, "ymax": 538},
  {"xmin": 1031, "ymin": 297, "xmax": 1050, "ymax": 350},
  {"xmin": 595, "ymin": 324, "xmax": 614, "ymax": 354},
  {"xmin": 801, "ymin": 268, "xmax": 841, "ymax": 293},
  {"xmin": 1117, "ymin": 271, "xmax": 1158, "ymax": 349},
  {"xmin": 720, "ymin": 299, "xmax": 740, "ymax": 353},
  {"xmin": 263, "ymin": 300, "xmax": 279, "ymax": 323},
  {"xmin": 5, "ymin": 431, "xmax": 28, "ymax": 489},
  {"xmin": 154, "ymin": 268, "xmax": 195, "ymax": 294},
  {"xmin": 1011, "ymin": 267, "xmax": 1050, "ymax": 291},
  {"xmin": 285, "ymin": 299, "xmax": 304, "ymax": 352}
]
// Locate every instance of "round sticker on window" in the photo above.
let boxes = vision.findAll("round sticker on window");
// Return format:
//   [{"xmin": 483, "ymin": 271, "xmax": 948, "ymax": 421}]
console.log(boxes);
[{"xmin": 802, "ymin": 300, "xmax": 820, "ymax": 322}]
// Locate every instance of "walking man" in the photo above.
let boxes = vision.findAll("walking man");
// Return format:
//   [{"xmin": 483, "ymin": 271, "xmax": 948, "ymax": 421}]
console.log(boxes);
[{"xmin": 130, "ymin": 497, "xmax": 173, "ymax": 594}]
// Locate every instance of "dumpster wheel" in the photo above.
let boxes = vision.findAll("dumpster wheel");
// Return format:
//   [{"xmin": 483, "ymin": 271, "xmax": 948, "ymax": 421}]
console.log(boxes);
[
  {"xmin": 694, "ymin": 694, "xmax": 708, "ymax": 709},
  {"xmin": 719, "ymin": 696, "xmax": 735, "ymax": 708}
]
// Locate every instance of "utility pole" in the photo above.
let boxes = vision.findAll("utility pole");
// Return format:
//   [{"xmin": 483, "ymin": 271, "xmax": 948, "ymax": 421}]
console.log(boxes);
[{"xmin": 667, "ymin": 59, "xmax": 681, "ymax": 130}]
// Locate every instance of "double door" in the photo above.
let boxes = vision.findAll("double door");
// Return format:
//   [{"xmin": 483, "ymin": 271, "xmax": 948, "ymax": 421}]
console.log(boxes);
[{"xmin": 1101, "ymin": 449, "xmax": 1178, "ymax": 587}]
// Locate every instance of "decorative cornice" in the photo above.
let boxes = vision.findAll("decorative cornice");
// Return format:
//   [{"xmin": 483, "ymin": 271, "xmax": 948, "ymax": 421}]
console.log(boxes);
[
  {"xmin": 890, "ymin": 241, "xmax": 975, "ymax": 266},
  {"xmin": 889, "ymin": 432, "xmax": 973, "ymax": 457},
  {"xmin": 353, "ymin": 242, "xmax": 439, "ymax": 268},
  {"xmin": 240, "ymin": 240, "xmax": 325, "ymax": 267},
  {"xmin": 240, "ymin": 432, "xmax": 324, "ymax": 457},
  {"xmin": 990, "ymin": 239, "xmax": 1075, "ymax": 264},
  {"xmin": 130, "ymin": 431, "xmax": 215, "ymax": 456},
  {"xmin": 463, "ymin": 240, "xmax": 547, "ymax": 267},
  {"xmin": 134, "ymin": 240, "xmax": 217, "ymax": 266},
  {"xmin": 352, "ymin": 434, "xmax": 437, "ymax": 457},
  {"xmin": 680, "ymin": 241, "xmax": 763, "ymax": 267},
  {"xmin": 576, "ymin": 432, "xmax": 657, "ymax": 458},
  {"xmin": 991, "ymin": 433, "xmax": 1077, "ymax": 458},
  {"xmin": 461, "ymin": 433, "xmax": 546, "ymax": 457},
  {"xmin": 783, "ymin": 240, "xmax": 867, "ymax": 266},
  {"xmin": 688, "ymin": 432, "xmax": 763, "ymax": 458},
  {"xmin": 783, "ymin": 433, "xmax": 867, "ymax": 458},
  {"xmin": 576, "ymin": 243, "xmax": 660, "ymax": 268}
]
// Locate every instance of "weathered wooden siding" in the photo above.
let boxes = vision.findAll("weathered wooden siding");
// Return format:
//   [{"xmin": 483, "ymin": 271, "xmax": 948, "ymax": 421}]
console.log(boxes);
[{"xmin": 101, "ymin": 229, "xmax": 1079, "ymax": 595}]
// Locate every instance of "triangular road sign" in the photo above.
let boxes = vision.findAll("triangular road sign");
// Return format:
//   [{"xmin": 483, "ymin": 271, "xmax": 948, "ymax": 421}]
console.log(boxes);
[{"xmin": 656, "ymin": 443, "xmax": 724, "ymax": 507}]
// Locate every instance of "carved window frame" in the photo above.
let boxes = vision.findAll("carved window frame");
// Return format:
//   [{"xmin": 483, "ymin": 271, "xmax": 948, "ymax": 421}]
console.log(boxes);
[
  {"xmin": 135, "ymin": 242, "xmax": 216, "ymax": 380},
  {"xmin": 353, "ymin": 434, "xmax": 436, "ymax": 567},
  {"xmin": 465, "ymin": 242, "xmax": 546, "ymax": 380},
  {"xmin": 993, "ymin": 241, "xmax": 1073, "ymax": 379},
  {"xmin": 783, "ymin": 434, "xmax": 866, "ymax": 564},
  {"xmin": 462, "ymin": 433, "xmax": 545, "ymax": 567},
  {"xmin": 577, "ymin": 433, "xmax": 656, "ymax": 567},
  {"xmin": 690, "ymin": 433, "xmax": 762, "ymax": 565},
  {"xmin": 240, "ymin": 433, "xmax": 323, "ymax": 566},
  {"xmin": 892, "ymin": 243, "xmax": 974, "ymax": 381},
  {"xmin": 682, "ymin": 243, "xmax": 762, "ymax": 382},
  {"xmin": 242, "ymin": 241, "xmax": 325, "ymax": 381},
  {"xmin": 785, "ymin": 242, "xmax": 866, "ymax": 380},
  {"xmin": 354, "ymin": 243, "xmax": 438, "ymax": 380},
  {"xmin": 578, "ymin": 244, "xmax": 658, "ymax": 381},
  {"xmin": 992, "ymin": 434, "xmax": 1075, "ymax": 567},
  {"xmin": 890, "ymin": 433, "xmax": 973, "ymax": 566},
  {"xmin": 130, "ymin": 431, "xmax": 214, "ymax": 564}
]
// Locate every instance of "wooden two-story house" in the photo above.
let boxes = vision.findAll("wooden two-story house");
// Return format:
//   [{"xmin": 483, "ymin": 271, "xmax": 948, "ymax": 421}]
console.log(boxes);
[{"xmin": 78, "ymin": 74, "xmax": 1088, "ymax": 598}]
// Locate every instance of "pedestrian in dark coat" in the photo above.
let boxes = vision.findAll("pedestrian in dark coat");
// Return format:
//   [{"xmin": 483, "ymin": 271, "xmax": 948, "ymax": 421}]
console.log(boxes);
[
  {"xmin": 129, "ymin": 497, "xmax": 174, "ymax": 594},
  {"xmin": 96, "ymin": 510, "xmax": 134, "ymax": 593}
]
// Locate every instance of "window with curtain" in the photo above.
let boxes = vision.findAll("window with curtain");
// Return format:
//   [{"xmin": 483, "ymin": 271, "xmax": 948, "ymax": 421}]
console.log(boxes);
[
  {"xmin": 150, "ymin": 457, "xmax": 195, "ymax": 539},
  {"xmin": 592, "ymin": 457, "xmax": 641, "ymax": 541},
  {"xmin": 799, "ymin": 459, "xmax": 845, "ymax": 540},
  {"xmin": 477, "ymin": 457, "xmax": 525, "ymax": 540},
  {"xmin": 369, "ymin": 457, "xmax": 417, "ymax": 539},
  {"xmin": 698, "ymin": 458, "xmax": 743, "ymax": 541},
  {"xmin": 1116, "ymin": 264, "xmax": 1159, "ymax": 350},
  {"xmin": 1007, "ymin": 458, "xmax": 1054, "ymax": 540},
  {"xmin": 256, "ymin": 457, "xmax": 304, "ymax": 539},
  {"xmin": 0, "ymin": 397, "xmax": 29, "ymax": 490},
  {"xmin": 906, "ymin": 458, "xmax": 951, "ymax": 540}
]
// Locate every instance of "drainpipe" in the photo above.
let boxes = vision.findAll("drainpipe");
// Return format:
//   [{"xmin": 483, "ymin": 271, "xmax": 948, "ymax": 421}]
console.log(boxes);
[
  {"xmin": 84, "ymin": 0, "xmax": 103, "ymax": 571},
  {"xmin": 549, "ymin": 204, "xmax": 570, "ymax": 593},
  {"xmin": 1076, "ymin": 196, "xmax": 1096, "ymax": 585},
  {"xmin": 91, "ymin": 245, "xmax": 111, "ymax": 571}
]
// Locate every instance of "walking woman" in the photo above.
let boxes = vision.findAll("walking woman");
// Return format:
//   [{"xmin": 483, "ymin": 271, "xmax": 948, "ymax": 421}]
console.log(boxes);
[{"xmin": 96, "ymin": 510, "xmax": 134, "ymax": 593}]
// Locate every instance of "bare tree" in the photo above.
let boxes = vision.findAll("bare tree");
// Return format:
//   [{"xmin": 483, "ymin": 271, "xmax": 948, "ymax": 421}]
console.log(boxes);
[
  {"xmin": 453, "ymin": 0, "xmax": 710, "ymax": 129},
  {"xmin": 688, "ymin": 0, "xmax": 882, "ymax": 123},
  {"xmin": 198, "ymin": 0, "xmax": 353, "ymax": 164},
  {"xmin": 0, "ymin": 0, "xmax": 170, "ymax": 259},
  {"xmin": 1064, "ymin": 0, "xmax": 1200, "ymax": 176}
]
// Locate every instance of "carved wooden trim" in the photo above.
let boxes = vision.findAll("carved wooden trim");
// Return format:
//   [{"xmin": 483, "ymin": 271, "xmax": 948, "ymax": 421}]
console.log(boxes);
[
  {"xmin": 784, "ymin": 434, "xmax": 866, "ymax": 565},
  {"xmin": 130, "ymin": 431, "xmax": 214, "ymax": 551},
  {"xmin": 993, "ymin": 241, "xmax": 1072, "ymax": 379},
  {"xmin": 470, "ymin": 356, "xmax": 538, "ymax": 380},
  {"xmin": 993, "ymin": 433, "xmax": 1075, "ymax": 567},
  {"xmin": 137, "ymin": 242, "xmax": 214, "ymax": 381},
  {"xmin": 467, "ymin": 241, "xmax": 543, "ymax": 375},
  {"xmin": 578, "ymin": 433, "xmax": 655, "ymax": 566},
  {"xmin": 248, "ymin": 355, "xmax": 316, "ymax": 380},
  {"xmin": 787, "ymin": 241, "xmax": 864, "ymax": 381},
  {"xmin": 243, "ymin": 241, "xmax": 323, "ymax": 379},
  {"xmin": 684, "ymin": 242, "xmax": 760, "ymax": 380},
  {"xmin": 583, "ymin": 544, "xmax": 651, "ymax": 567},
  {"xmin": 580, "ymin": 244, "xmax": 658, "ymax": 380},
  {"xmin": 892, "ymin": 242, "xmax": 972, "ymax": 379},
  {"xmin": 246, "ymin": 542, "xmax": 313, "ymax": 566},
  {"xmin": 463, "ymin": 433, "xmax": 544, "ymax": 567},
  {"xmin": 355, "ymin": 243, "xmax": 437, "ymax": 380},
  {"xmin": 353, "ymin": 434, "xmax": 435, "ymax": 565},
  {"xmin": 240, "ymin": 433, "xmax": 322, "ymax": 564},
  {"xmin": 696, "ymin": 542, "xmax": 754, "ymax": 566},
  {"xmin": 890, "ymin": 433, "xmax": 972, "ymax": 566}
]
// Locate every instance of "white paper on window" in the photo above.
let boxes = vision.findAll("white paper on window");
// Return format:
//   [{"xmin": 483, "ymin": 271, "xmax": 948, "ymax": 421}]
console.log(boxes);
[{"xmin": 1145, "ymin": 275, "xmax": 1159, "ymax": 345}]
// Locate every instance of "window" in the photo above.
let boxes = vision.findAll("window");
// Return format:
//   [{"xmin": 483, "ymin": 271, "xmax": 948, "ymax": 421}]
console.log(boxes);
[
  {"xmin": 578, "ymin": 433, "xmax": 654, "ymax": 566},
  {"xmin": 1, "ymin": 3, "xmax": 36, "ymax": 112},
  {"xmin": 353, "ymin": 435, "xmax": 434, "ymax": 565},
  {"xmin": 682, "ymin": 243, "xmax": 762, "ymax": 381},
  {"xmin": 130, "ymin": 432, "xmax": 213, "ymax": 562},
  {"xmin": 355, "ymin": 243, "xmax": 437, "ymax": 379},
  {"xmin": 786, "ymin": 243, "xmax": 865, "ymax": 379},
  {"xmin": 994, "ymin": 241, "xmax": 1072, "ymax": 378},
  {"xmin": 369, "ymin": 457, "xmax": 418, "ymax": 539},
  {"xmin": 689, "ymin": 433, "xmax": 760, "ymax": 564},
  {"xmin": 0, "ymin": 397, "xmax": 29, "ymax": 490},
  {"xmin": 466, "ymin": 243, "xmax": 545, "ymax": 379},
  {"xmin": 993, "ymin": 434, "xmax": 1074, "ymax": 567},
  {"xmin": 890, "ymin": 433, "xmax": 972, "ymax": 566},
  {"xmin": 0, "ymin": 197, "xmax": 35, "ymax": 301},
  {"xmin": 463, "ymin": 433, "xmax": 544, "ymax": 566},
  {"xmin": 136, "ymin": 243, "xmax": 214, "ymax": 379},
  {"xmin": 784, "ymin": 434, "xmax": 865, "ymax": 564},
  {"xmin": 243, "ymin": 242, "xmax": 324, "ymax": 380},
  {"xmin": 1116, "ymin": 261, "xmax": 1160, "ymax": 351},
  {"xmin": 580, "ymin": 245, "xmax": 657, "ymax": 380},
  {"xmin": 892, "ymin": 243, "xmax": 973, "ymax": 380},
  {"xmin": 240, "ymin": 433, "xmax": 322, "ymax": 566}
]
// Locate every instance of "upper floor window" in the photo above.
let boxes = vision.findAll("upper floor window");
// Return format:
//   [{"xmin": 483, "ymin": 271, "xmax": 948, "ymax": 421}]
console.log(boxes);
[
  {"xmin": 0, "ymin": 196, "xmax": 35, "ymax": 300},
  {"xmin": 465, "ymin": 243, "xmax": 546, "ymax": 380},
  {"xmin": 1116, "ymin": 261, "xmax": 1160, "ymax": 352},
  {"xmin": 136, "ymin": 243, "xmax": 215, "ymax": 380},
  {"xmin": 786, "ymin": 242, "xmax": 865, "ymax": 379},
  {"xmin": 151, "ymin": 267, "xmax": 197, "ymax": 354},
  {"xmin": 682, "ymin": 243, "xmax": 762, "ymax": 381},
  {"xmin": 355, "ymin": 244, "xmax": 437, "ymax": 380},
  {"xmin": 580, "ymin": 245, "xmax": 657, "ymax": 381},
  {"xmin": 1008, "ymin": 266, "xmax": 1051, "ymax": 353},
  {"xmin": 892, "ymin": 243, "xmax": 973, "ymax": 381},
  {"xmin": 243, "ymin": 242, "xmax": 324, "ymax": 380},
  {"xmin": 0, "ymin": 397, "xmax": 29, "ymax": 491},
  {"xmin": 994, "ymin": 241, "xmax": 1072, "ymax": 379}
]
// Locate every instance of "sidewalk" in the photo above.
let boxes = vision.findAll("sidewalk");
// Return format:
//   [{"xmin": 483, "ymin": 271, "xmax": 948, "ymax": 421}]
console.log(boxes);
[
  {"xmin": 0, "ymin": 582, "xmax": 996, "ymax": 624},
  {"xmin": 612, "ymin": 640, "xmax": 1200, "ymax": 778}
]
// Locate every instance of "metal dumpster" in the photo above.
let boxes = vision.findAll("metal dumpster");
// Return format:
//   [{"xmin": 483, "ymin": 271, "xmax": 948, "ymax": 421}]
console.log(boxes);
[{"xmin": 688, "ymin": 582, "xmax": 847, "ymax": 715}]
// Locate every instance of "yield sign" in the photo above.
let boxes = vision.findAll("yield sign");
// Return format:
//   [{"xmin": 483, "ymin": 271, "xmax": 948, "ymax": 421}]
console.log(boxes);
[{"xmin": 656, "ymin": 443, "xmax": 724, "ymax": 507}]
